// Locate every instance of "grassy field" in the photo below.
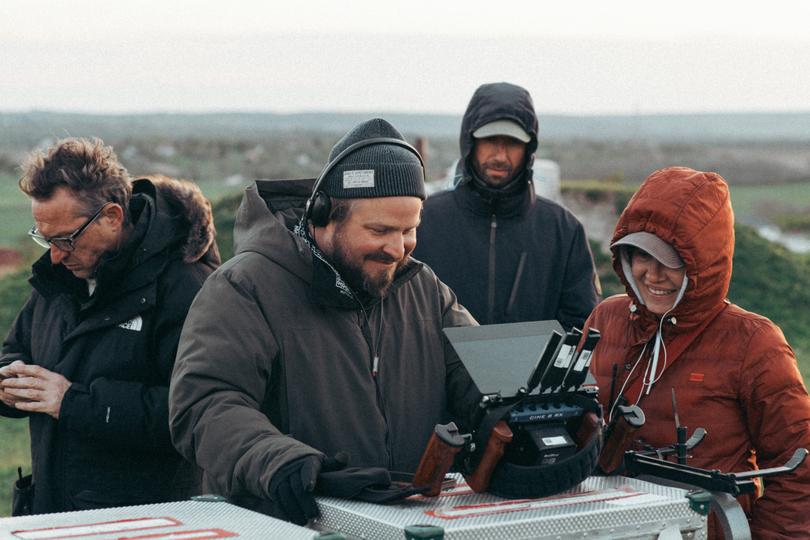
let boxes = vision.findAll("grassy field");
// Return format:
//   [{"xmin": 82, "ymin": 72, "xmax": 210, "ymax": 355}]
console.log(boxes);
[
  {"xmin": 0, "ymin": 174, "xmax": 32, "ymax": 248},
  {"xmin": 729, "ymin": 182, "xmax": 810, "ymax": 225},
  {"xmin": 0, "ymin": 417, "xmax": 30, "ymax": 516},
  {"xmin": 6, "ymin": 177, "xmax": 810, "ymax": 250}
]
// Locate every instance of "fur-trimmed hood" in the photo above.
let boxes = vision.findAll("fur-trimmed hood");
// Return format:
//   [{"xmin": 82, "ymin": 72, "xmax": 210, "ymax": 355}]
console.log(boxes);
[
  {"xmin": 29, "ymin": 175, "xmax": 220, "ymax": 300},
  {"xmin": 134, "ymin": 176, "xmax": 220, "ymax": 267}
]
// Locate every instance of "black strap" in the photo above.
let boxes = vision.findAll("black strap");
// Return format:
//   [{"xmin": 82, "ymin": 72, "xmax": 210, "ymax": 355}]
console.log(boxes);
[
  {"xmin": 487, "ymin": 394, "xmax": 604, "ymax": 499},
  {"xmin": 465, "ymin": 401, "xmax": 518, "ymax": 474}
]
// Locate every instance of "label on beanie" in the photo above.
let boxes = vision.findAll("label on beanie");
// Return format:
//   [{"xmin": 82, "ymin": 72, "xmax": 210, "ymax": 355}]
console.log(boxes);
[{"xmin": 343, "ymin": 169, "xmax": 375, "ymax": 188}]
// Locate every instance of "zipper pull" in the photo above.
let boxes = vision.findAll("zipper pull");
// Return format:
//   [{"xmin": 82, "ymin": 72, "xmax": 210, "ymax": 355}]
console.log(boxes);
[{"xmin": 372, "ymin": 355, "xmax": 379, "ymax": 377}]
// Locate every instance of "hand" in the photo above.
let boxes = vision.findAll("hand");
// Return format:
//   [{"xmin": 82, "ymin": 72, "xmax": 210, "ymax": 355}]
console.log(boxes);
[
  {"xmin": 0, "ymin": 360, "xmax": 25, "ymax": 408},
  {"xmin": 268, "ymin": 455, "xmax": 322, "ymax": 525},
  {"xmin": 0, "ymin": 360, "xmax": 20, "ymax": 380},
  {"xmin": 0, "ymin": 361, "xmax": 71, "ymax": 419}
]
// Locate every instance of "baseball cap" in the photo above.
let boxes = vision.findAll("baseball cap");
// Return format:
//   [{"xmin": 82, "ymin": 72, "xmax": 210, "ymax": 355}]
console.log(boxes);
[
  {"xmin": 472, "ymin": 119, "xmax": 531, "ymax": 143},
  {"xmin": 612, "ymin": 232, "xmax": 684, "ymax": 269}
]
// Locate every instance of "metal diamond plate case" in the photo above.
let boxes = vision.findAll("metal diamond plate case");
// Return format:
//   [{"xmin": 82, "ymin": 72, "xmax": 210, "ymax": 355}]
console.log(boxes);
[
  {"xmin": 315, "ymin": 475, "xmax": 708, "ymax": 539},
  {"xmin": 0, "ymin": 499, "xmax": 319, "ymax": 540}
]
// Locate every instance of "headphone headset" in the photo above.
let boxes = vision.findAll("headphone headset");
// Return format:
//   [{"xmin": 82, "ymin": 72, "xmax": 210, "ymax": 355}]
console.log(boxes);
[{"xmin": 304, "ymin": 137, "xmax": 425, "ymax": 227}]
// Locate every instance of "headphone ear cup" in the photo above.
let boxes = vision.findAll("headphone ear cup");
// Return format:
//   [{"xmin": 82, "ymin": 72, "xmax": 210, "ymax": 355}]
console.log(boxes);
[{"xmin": 309, "ymin": 191, "xmax": 332, "ymax": 227}]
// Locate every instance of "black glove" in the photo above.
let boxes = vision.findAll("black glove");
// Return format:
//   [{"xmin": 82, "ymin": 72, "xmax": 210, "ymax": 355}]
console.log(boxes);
[
  {"xmin": 317, "ymin": 466, "xmax": 428, "ymax": 504},
  {"xmin": 268, "ymin": 455, "xmax": 322, "ymax": 525}
]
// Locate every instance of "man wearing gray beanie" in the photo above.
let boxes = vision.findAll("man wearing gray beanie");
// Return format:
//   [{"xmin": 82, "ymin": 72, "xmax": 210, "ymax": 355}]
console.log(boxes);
[{"xmin": 170, "ymin": 118, "xmax": 481, "ymax": 525}]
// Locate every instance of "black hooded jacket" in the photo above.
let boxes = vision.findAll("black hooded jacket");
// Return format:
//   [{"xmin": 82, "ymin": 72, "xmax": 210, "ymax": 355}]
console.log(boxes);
[
  {"xmin": 414, "ymin": 82, "xmax": 599, "ymax": 328},
  {"xmin": 0, "ymin": 177, "xmax": 219, "ymax": 514}
]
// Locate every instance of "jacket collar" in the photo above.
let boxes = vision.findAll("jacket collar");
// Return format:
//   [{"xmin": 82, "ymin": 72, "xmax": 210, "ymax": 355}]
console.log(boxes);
[{"xmin": 452, "ymin": 177, "xmax": 534, "ymax": 218}]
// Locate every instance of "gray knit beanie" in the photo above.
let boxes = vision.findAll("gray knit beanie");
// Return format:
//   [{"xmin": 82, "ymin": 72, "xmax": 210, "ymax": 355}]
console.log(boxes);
[{"xmin": 320, "ymin": 118, "xmax": 426, "ymax": 200}]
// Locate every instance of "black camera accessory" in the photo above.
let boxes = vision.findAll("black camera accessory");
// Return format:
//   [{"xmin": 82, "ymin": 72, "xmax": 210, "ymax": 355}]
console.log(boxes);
[
  {"xmin": 12, "ymin": 467, "xmax": 33, "ymax": 517},
  {"xmin": 488, "ymin": 392, "xmax": 603, "ymax": 499},
  {"xmin": 539, "ymin": 327, "xmax": 582, "ymax": 393},
  {"xmin": 561, "ymin": 328, "xmax": 601, "ymax": 391},
  {"xmin": 526, "ymin": 330, "xmax": 563, "ymax": 393},
  {"xmin": 507, "ymin": 401, "xmax": 584, "ymax": 465}
]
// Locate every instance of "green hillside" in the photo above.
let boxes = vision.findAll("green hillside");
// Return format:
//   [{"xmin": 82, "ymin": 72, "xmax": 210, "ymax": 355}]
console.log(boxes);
[{"xmin": 592, "ymin": 225, "xmax": 810, "ymax": 363}]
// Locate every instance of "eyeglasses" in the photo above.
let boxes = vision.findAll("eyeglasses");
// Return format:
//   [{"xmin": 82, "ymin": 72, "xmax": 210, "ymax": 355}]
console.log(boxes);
[{"xmin": 28, "ymin": 203, "xmax": 111, "ymax": 252}]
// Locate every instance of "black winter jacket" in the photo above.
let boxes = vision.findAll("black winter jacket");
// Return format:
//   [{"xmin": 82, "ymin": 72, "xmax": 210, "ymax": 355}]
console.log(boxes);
[
  {"xmin": 414, "ymin": 82, "xmax": 599, "ymax": 329},
  {"xmin": 0, "ymin": 177, "xmax": 219, "ymax": 513}
]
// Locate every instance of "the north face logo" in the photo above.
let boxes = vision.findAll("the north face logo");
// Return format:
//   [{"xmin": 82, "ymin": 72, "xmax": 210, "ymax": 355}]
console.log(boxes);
[{"xmin": 118, "ymin": 316, "xmax": 143, "ymax": 332}]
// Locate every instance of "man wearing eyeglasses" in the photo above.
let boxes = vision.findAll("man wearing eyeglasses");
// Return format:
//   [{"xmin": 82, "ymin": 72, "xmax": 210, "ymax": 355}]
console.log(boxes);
[{"xmin": 0, "ymin": 138, "xmax": 220, "ymax": 515}]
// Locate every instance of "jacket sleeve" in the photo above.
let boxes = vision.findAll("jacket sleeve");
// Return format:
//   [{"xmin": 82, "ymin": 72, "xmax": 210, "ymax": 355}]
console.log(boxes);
[
  {"xmin": 556, "ymin": 222, "xmax": 600, "ymax": 331},
  {"xmin": 437, "ymin": 278, "xmax": 482, "ymax": 431},
  {"xmin": 58, "ymin": 263, "xmax": 207, "ymax": 451},
  {"xmin": 169, "ymin": 268, "xmax": 322, "ymax": 500},
  {"xmin": 0, "ymin": 293, "xmax": 35, "ymax": 419},
  {"xmin": 742, "ymin": 323, "xmax": 810, "ymax": 538}
]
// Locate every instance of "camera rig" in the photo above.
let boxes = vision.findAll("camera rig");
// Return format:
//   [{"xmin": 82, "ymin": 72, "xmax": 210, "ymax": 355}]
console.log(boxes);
[{"xmin": 413, "ymin": 321, "xmax": 605, "ymax": 499}]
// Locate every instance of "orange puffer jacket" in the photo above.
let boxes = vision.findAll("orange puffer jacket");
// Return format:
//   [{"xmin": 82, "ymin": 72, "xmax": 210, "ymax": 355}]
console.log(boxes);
[{"xmin": 585, "ymin": 167, "xmax": 810, "ymax": 539}]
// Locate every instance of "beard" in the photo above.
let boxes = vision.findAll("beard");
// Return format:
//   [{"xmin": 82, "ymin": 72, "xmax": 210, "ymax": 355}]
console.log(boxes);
[
  {"xmin": 475, "ymin": 158, "xmax": 518, "ymax": 185},
  {"xmin": 330, "ymin": 236, "xmax": 406, "ymax": 299}
]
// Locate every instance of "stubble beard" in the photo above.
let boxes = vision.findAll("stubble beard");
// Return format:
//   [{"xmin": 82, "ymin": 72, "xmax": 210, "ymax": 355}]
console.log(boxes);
[{"xmin": 475, "ymin": 159, "xmax": 516, "ymax": 186}]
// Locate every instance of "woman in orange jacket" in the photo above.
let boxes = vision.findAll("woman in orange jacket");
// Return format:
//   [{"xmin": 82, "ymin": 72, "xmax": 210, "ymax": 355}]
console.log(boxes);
[{"xmin": 586, "ymin": 166, "xmax": 810, "ymax": 539}]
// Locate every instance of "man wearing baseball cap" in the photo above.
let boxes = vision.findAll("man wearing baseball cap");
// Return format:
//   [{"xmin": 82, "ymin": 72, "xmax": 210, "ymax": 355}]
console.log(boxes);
[
  {"xmin": 415, "ymin": 82, "xmax": 600, "ymax": 329},
  {"xmin": 169, "ymin": 118, "xmax": 480, "ymax": 524}
]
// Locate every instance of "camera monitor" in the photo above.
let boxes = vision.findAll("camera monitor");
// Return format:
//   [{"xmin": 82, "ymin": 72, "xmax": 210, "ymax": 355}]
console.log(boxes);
[{"xmin": 443, "ymin": 320, "xmax": 564, "ymax": 397}]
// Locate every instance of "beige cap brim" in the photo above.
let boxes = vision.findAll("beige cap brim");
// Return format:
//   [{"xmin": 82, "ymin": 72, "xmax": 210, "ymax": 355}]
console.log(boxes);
[
  {"xmin": 612, "ymin": 232, "xmax": 684, "ymax": 268},
  {"xmin": 472, "ymin": 119, "xmax": 531, "ymax": 143}
]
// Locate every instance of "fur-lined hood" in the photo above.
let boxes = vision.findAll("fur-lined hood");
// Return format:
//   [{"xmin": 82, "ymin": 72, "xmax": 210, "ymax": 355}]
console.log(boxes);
[
  {"xmin": 29, "ymin": 175, "xmax": 219, "ymax": 301},
  {"xmin": 133, "ymin": 175, "xmax": 220, "ymax": 267}
]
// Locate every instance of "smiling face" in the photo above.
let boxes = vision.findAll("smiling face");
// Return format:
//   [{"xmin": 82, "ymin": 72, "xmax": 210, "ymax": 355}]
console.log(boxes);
[
  {"xmin": 472, "ymin": 135, "xmax": 526, "ymax": 186},
  {"xmin": 630, "ymin": 248, "xmax": 687, "ymax": 315},
  {"xmin": 316, "ymin": 196, "xmax": 422, "ymax": 298},
  {"xmin": 31, "ymin": 187, "xmax": 125, "ymax": 279}
]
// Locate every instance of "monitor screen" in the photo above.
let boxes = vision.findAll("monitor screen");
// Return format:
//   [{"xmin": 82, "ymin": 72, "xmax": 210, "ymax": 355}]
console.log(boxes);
[{"xmin": 443, "ymin": 320, "xmax": 563, "ymax": 396}]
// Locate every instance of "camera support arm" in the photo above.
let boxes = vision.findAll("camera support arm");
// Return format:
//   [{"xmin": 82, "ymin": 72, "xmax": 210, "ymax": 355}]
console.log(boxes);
[{"xmin": 626, "ymin": 447, "xmax": 807, "ymax": 497}]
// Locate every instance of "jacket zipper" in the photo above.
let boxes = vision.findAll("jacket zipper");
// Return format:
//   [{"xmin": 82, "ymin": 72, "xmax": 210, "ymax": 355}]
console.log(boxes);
[
  {"xmin": 505, "ymin": 251, "xmax": 527, "ymax": 319},
  {"xmin": 359, "ymin": 306, "xmax": 393, "ymax": 468},
  {"xmin": 487, "ymin": 215, "xmax": 497, "ymax": 324}
]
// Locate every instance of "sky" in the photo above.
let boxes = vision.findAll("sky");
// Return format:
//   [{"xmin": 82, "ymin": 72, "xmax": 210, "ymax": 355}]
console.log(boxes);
[{"xmin": 2, "ymin": 0, "xmax": 810, "ymax": 115}]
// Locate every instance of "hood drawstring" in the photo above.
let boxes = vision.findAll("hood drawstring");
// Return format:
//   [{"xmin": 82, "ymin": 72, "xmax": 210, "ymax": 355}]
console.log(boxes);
[
  {"xmin": 614, "ymin": 269, "xmax": 689, "ymax": 412},
  {"xmin": 641, "ymin": 277, "xmax": 688, "ymax": 396}
]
